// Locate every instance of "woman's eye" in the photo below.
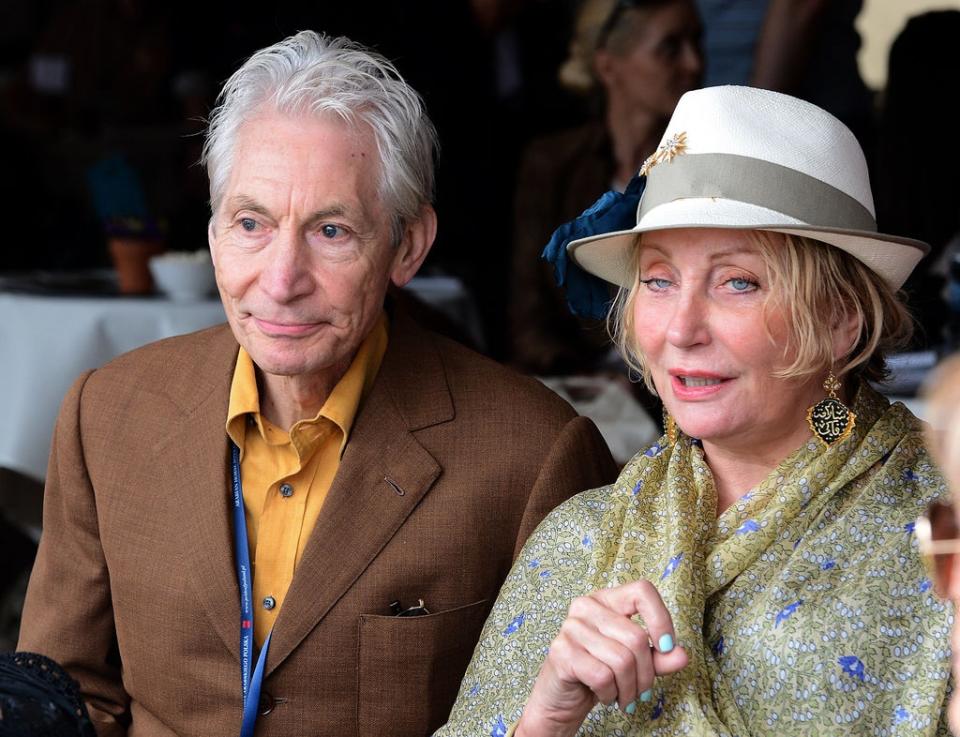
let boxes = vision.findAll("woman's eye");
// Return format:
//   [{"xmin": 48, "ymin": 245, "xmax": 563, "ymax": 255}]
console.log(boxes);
[
  {"xmin": 726, "ymin": 277, "xmax": 757, "ymax": 292},
  {"xmin": 640, "ymin": 277, "xmax": 672, "ymax": 290},
  {"xmin": 658, "ymin": 37, "xmax": 681, "ymax": 59},
  {"xmin": 239, "ymin": 217, "xmax": 257, "ymax": 232}
]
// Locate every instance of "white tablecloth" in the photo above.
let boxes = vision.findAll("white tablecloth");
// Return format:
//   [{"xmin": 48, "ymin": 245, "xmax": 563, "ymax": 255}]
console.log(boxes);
[{"xmin": 0, "ymin": 293, "xmax": 225, "ymax": 480}]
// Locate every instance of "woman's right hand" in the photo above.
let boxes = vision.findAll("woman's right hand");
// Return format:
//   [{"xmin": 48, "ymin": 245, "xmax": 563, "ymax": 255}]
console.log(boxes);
[{"xmin": 515, "ymin": 580, "xmax": 690, "ymax": 737}]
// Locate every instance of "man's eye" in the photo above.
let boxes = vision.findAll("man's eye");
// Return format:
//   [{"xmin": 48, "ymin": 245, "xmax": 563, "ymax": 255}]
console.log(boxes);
[
  {"xmin": 239, "ymin": 218, "xmax": 257, "ymax": 232},
  {"xmin": 320, "ymin": 224, "xmax": 342, "ymax": 239}
]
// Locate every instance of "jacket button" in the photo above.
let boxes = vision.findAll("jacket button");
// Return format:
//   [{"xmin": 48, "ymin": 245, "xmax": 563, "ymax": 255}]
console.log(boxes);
[
  {"xmin": 262, "ymin": 596, "xmax": 276, "ymax": 610},
  {"xmin": 258, "ymin": 691, "xmax": 275, "ymax": 716},
  {"xmin": 279, "ymin": 482, "xmax": 294, "ymax": 497}
]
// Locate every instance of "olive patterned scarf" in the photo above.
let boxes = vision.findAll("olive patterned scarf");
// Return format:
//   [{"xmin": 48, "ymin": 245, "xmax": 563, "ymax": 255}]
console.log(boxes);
[{"xmin": 438, "ymin": 386, "xmax": 952, "ymax": 736}]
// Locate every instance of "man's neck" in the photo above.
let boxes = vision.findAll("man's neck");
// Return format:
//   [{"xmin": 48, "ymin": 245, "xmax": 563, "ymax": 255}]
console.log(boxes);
[{"xmin": 257, "ymin": 360, "xmax": 351, "ymax": 431}]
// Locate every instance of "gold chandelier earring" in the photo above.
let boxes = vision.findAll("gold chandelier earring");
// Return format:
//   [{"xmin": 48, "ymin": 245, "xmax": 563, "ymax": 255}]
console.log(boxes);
[
  {"xmin": 806, "ymin": 371, "xmax": 856, "ymax": 447},
  {"xmin": 663, "ymin": 408, "xmax": 679, "ymax": 445}
]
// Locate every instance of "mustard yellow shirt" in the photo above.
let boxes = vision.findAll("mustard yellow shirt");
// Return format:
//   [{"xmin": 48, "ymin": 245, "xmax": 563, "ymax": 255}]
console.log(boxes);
[{"xmin": 225, "ymin": 314, "xmax": 388, "ymax": 646}]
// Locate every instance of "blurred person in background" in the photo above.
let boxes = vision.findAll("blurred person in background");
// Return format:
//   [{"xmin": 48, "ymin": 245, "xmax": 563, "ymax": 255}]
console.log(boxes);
[
  {"xmin": 697, "ymin": 0, "xmax": 873, "ymax": 157},
  {"xmin": 511, "ymin": 0, "xmax": 702, "ymax": 377},
  {"xmin": 876, "ymin": 11, "xmax": 960, "ymax": 349},
  {"xmin": 920, "ymin": 353, "xmax": 960, "ymax": 735}
]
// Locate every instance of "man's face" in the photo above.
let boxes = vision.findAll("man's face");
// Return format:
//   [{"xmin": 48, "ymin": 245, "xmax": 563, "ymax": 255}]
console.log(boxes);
[{"xmin": 209, "ymin": 111, "xmax": 416, "ymax": 384}]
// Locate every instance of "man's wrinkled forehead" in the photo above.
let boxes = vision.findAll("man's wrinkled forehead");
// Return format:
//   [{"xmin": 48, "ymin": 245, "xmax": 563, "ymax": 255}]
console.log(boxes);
[{"xmin": 215, "ymin": 111, "xmax": 385, "ymax": 223}]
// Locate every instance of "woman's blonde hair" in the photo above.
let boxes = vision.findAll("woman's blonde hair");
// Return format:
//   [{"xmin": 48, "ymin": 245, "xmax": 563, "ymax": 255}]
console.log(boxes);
[
  {"xmin": 923, "ymin": 354, "xmax": 960, "ymax": 487},
  {"xmin": 609, "ymin": 231, "xmax": 914, "ymax": 393}
]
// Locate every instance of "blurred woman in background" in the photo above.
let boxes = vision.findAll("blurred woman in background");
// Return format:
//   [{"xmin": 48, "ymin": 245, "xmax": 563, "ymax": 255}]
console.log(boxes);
[{"xmin": 510, "ymin": 0, "xmax": 702, "ymax": 376}]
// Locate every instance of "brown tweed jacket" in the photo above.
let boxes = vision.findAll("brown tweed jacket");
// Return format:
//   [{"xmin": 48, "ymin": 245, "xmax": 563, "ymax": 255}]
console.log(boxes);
[{"xmin": 19, "ymin": 311, "xmax": 616, "ymax": 737}]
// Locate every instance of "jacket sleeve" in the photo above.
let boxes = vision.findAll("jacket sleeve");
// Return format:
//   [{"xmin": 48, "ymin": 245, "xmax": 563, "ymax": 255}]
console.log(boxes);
[
  {"xmin": 18, "ymin": 371, "xmax": 131, "ymax": 737},
  {"xmin": 513, "ymin": 414, "xmax": 616, "ymax": 560}
]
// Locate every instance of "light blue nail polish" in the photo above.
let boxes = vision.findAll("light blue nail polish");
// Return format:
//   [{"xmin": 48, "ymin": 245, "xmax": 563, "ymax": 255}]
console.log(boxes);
[
  {"xmin": 659, "ymin": 633, "xmax": 674, "ymax": 652},
  {"xmin": 639, "ymin": 689, "xmax": 653, "ymax": 703},
  {"xmin": 625, "ymin": 701, "xmax": 637, "ymax": 715}
]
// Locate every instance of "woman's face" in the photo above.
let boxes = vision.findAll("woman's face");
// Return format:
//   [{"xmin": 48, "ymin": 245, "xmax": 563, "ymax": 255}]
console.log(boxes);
[
  {"xmin": 595, "ymin": 0, "xmax": 703, "ymax": 119},
  {"xmin": 632, "ymin": 229, "xmax": 829, "ymax": 457}
]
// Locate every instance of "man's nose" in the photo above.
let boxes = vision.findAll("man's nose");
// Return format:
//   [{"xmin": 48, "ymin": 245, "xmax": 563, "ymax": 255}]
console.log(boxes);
[
  {"xmin": 665, "ymin": 289, "xmax": 710, "ymax": 348},
  {"xmin": 260, "ymin": 228, "xmax": 314, "ymax": 302}
]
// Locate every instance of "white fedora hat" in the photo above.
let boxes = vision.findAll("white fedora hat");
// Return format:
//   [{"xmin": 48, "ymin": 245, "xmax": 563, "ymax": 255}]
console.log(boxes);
[{"xmin": 567, "ymin": 86, "xmax": 929, "ymax": 289}]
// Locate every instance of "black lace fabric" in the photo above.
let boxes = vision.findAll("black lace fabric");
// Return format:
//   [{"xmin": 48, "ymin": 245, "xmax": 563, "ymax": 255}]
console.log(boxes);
[{"xmin": 0, "ymin": 652, "xmax": 95, "ymax": 737}]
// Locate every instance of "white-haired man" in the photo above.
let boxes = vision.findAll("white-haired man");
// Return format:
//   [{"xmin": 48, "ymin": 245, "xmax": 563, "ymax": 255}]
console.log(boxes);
[{"xmin": 19, "ymin": 32, "xmax": 616, "ymax": 737}]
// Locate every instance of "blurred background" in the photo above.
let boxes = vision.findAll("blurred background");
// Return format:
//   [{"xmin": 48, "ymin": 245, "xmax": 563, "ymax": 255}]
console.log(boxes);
[{"xmin": 1, "ymin": 0, "xmax": 959, "ymax": 649}]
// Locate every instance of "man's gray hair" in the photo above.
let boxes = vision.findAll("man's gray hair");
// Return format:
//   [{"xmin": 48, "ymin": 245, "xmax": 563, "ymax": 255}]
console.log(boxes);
[{"xmin": 202, "ymin": 31, "xmax": 439, "ymax": 244}]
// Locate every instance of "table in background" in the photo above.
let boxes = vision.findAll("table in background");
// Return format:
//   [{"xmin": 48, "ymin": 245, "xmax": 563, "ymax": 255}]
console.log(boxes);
[{"xmin": 0, "ymin": 292, "xmax": 225, "ymax": 481}]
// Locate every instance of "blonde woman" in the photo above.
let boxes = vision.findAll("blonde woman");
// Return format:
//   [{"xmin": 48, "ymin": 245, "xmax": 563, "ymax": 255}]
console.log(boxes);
[{"xmin": 440, "ymin": 86, "xmax": 952, "ymax": 736}]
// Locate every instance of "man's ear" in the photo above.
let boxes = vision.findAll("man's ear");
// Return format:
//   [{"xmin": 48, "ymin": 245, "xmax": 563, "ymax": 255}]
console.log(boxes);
[
  {"xmin": 207, "ymin": 219, "xmax": 218, "ymax": 268},
  {"xmin": 390, "ymin": 205, "xmax": 437, "ymax": 287}
]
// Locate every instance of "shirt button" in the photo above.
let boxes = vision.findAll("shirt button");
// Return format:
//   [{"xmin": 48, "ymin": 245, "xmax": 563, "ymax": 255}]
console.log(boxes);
[
  {"xmin": 262, "ymin": 596, "xmax": 276, "ymax": 610},
  {"xmin": 279, "ymin": 483, "xmax": 294, "ymax": 498}
]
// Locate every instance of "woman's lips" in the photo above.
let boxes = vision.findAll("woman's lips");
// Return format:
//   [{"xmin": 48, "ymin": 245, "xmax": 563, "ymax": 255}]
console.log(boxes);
[{"xmin": 669, "ymin": 372, "xmax": 731, "ymax": 399}]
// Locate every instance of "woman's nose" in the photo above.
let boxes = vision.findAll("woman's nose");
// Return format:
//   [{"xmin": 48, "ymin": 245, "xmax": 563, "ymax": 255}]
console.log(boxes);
[{"xmin": 665, "ymin": 289, "xmax": 709, "ymax": 348}]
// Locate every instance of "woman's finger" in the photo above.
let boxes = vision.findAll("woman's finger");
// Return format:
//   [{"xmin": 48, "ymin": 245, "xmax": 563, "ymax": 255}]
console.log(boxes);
[
  {"xmin": 548, "ymin": 627, "xmax": 621, "ymax": 708},
  {"xmin": 563, "ymin": 599, "xmax": 639, "ymax": 706},
  {"xmin": 592, "ymin": 580, "xmax": 677, "ymax": 659},
  {"xmin": 588, "ymin": 605, "xmax": 657, "ymax": 703}
]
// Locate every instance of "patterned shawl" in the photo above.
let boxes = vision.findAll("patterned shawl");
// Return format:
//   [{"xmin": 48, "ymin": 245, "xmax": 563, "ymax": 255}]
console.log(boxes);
[{"xmin": 438, "ymin": 386, "xmax": 953, "ymax": 736}]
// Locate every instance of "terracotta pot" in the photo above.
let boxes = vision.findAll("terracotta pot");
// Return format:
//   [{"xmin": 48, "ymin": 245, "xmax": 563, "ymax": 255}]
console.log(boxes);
[{"xmin": 109, "ymin": 237, "xmax": 165, "ymax": 294}]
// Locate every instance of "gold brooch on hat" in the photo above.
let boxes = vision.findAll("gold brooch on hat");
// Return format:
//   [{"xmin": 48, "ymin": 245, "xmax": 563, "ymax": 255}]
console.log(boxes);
[{"xmin": 639, "ymin": 131, "xmax": 688, "ymax": 176}]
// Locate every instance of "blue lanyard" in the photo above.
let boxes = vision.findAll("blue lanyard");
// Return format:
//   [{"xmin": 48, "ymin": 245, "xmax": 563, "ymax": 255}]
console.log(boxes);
[{"xmin": 231, "ymin": 443, "xmax": 272, "ymax": 737}]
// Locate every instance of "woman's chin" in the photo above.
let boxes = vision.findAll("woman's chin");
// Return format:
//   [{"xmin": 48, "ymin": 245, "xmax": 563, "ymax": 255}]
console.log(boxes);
[{"xmin": 669, "ymin": 415, "xmax": 728, "ymax": 444}]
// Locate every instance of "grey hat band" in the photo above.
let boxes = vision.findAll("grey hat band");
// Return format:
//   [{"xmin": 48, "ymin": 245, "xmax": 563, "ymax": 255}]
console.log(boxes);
[{"xmin": 639, "ymin": 153, "xmax": 877, "ymax": 233}]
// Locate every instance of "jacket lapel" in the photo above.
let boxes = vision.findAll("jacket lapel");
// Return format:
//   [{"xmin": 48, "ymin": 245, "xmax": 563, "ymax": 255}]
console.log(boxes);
[
  {"xmin": 265, "ymin": 313, "xmax": 453, "ymax": 673},
  {"xmin": 149, "ymin": 325, "xmax": 242, "ymax": 660}
]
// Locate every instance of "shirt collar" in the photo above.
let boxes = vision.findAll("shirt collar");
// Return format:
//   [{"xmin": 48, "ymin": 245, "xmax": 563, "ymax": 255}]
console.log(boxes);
[{"xmin": 226, "ymin": 312, "xmax": 389, "ymax": 459}]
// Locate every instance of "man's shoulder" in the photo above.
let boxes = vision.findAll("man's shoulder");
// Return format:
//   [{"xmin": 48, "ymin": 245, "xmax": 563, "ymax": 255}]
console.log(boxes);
[
  {"xmin": 81, "ymin": 323, "xmax": 236, "ymax": 409},
  {"xmin": 397, "ymin": 322, "xmax": 578, "ymax": 426}
]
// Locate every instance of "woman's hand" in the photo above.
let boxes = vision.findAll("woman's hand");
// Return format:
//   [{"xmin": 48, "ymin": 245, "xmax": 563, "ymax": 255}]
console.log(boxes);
[{"xmin": 515, "ymin": 580, "xmax": 689, "ymax": 737}]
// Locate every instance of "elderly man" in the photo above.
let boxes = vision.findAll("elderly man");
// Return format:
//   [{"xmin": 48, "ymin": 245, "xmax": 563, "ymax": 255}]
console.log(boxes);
[{"xmin": 18, "ymin": 32, "xmax": 616, "ymax": 737}]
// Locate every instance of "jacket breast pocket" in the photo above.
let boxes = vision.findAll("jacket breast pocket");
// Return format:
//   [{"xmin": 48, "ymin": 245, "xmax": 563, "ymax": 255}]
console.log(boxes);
[{"xmin": 357, "ymin": 598, "xmax": 490, "ymax": 737}]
